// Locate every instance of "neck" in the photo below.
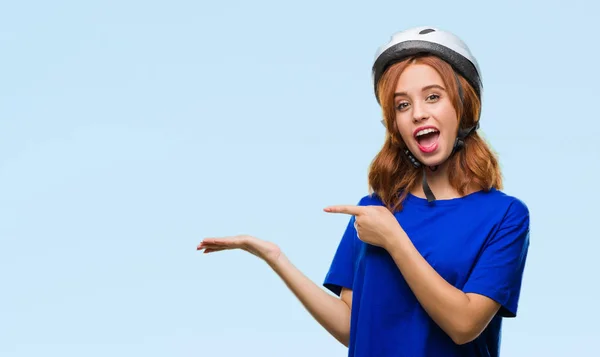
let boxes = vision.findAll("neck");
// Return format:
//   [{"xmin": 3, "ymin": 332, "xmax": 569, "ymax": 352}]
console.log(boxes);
[
  {"xmin": 411, "ymin": 162, "xmax": 459, "ymax": 200},
  {"xmin": 411, "ymin": 162, "xmax": 482, "ymax": 200}
]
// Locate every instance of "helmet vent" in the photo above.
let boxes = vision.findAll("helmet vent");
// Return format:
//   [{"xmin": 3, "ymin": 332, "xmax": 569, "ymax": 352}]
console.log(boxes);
[{"xmin": 419, "ymin": 28, "xmax": 436, "ymax": 35}]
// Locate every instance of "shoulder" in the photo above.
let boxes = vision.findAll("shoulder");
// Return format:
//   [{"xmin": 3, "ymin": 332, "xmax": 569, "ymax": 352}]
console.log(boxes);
[
  {"xmin": 475, "ymin": 189, "xmax": 530, "ymax": 248},
  {"xmin": 459, "ymin": 188, "xmax": 530, "ymax": 241},
  {"xmin": 356, "ymin": 193, "xmax": 386, "ymax": 207},
  {"xmin": 483, "ymin": 188, "xmax": 530, "ymax": 225}
]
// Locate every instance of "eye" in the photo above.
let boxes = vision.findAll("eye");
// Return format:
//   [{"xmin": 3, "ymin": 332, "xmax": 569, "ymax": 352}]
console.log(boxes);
[
  {"xmin": 426, "ymin": 94, "xmax": 440, "ymax": 102},
  {"xmin": 396, "ymin": 101, "xmax": 410, "ymax": 111}
]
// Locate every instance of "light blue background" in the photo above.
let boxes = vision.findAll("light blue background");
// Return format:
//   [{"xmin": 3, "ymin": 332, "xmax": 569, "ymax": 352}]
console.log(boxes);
[{"xmin": 1, "ymin": 1, "xmax": 598, "ymax": 356}]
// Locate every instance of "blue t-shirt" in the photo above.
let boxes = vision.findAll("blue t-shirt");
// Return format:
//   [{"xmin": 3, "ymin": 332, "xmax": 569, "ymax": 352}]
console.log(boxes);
[{"xmin": 323, "ymin": 188, "xmax": 530, "ymax": 357}]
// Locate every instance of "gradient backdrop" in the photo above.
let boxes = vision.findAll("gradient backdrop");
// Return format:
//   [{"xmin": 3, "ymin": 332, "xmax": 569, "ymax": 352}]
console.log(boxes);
[{"xmin": 1, "ymin": 1, "xmax": 598, "ymax": 356}]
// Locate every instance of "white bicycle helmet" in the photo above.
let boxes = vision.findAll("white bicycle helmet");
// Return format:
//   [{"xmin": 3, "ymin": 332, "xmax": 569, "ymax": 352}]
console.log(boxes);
[
  {"xmin": 371, "ymin": 26, "xmax": 483, "ymax": 203},
  {"xmin": 372, "ymin": 26, "xmax": 482, "ymax": 103}
]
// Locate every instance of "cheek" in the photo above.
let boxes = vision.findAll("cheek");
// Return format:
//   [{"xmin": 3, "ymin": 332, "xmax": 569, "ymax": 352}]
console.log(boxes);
[
  {"xmin": 446, "ymin": 120, "xmax": 459, "ymax": 142},
  {"xmin": 441, "ymin": 124, "xmax": 457, "ymax": 149},
  {"xmin": 394, "ymin": 116, "xmax": 413, "ymax": 143},
  {"xmin": 437, "ymin": 108, "xmax": 459, "ymax": 138}
]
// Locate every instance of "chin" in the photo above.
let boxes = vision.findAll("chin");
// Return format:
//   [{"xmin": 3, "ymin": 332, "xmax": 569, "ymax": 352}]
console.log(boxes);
[
  {"xmin": 412, "ymin": 146, "xmax": 452, "ymax": 168},
  {"xmin": 418, "ymin": 156, "xmax": 445, "ymax": 168}
]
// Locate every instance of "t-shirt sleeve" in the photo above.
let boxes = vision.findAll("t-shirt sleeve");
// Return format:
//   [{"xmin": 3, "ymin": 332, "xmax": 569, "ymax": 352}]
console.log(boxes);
[
  {"xmin": 462, "ymin": 198, "xmax": 531, "ymax": 318},
  {"xmin": 323, "ymin": 202, "xmax": 362, "ymax": 296}
]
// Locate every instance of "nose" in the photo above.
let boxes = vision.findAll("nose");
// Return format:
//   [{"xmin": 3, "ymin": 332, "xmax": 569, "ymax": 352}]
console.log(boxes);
[{"xmin": 412, "ymin": 102, "xmax": 429, "ymax": 123}]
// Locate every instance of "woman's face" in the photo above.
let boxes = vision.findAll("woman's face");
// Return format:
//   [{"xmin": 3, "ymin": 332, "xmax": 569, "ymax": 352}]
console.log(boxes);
[{"xmin": 393, "ymin": 63, "xmax": 459, "ymax": 167}]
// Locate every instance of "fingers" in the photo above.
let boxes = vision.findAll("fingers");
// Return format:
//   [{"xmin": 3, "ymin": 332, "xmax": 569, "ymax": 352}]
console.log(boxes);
[
  {"xmin": 202, "ymin": 247, "xmax": 227, "ymax": 254},
  {"xmin": 324, "ymin": 205, "xmax": 364, "ymax": 216},
  {"xmin": 199, "ymin": 238, "xmax": 228, "ymax": 246},
  {"xmin": 198, "ymin": 238, "xmax": 223, "ymax": 251},
  {"xmin": 353, "ymin": 220, "xmax": 361, "ymax": 239},
  {"xmin": 197, "ymin": 236, "xmax": 248, "ymax": 252},
  {"xmin": 198, "ymin": 237, "xmax": 232, "ymax": 249},
  {"xmin": 197, "ymin": 242, "xmax": 230, "ymax": 253}
]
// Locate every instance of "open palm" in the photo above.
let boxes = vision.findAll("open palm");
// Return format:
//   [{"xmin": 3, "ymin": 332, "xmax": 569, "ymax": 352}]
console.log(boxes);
[{"xmin": 197, "ymin": 235, "xmax": 281, "ymax": 264}]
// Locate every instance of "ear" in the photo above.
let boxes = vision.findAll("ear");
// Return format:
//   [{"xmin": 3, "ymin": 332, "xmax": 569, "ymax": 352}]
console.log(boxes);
[
  {"xmin": 381, "ymin": 118, "xmax": 399, "ymax": 135},
  {"xmin": 390, "ymin": 124, "xmax": 408, "ymax": 148}
]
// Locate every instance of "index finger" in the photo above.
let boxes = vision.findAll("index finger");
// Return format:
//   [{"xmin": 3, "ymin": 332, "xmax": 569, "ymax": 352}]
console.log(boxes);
[{"xmin": 324, "ymin": 205, "xmax": 364, "ymax": 216}]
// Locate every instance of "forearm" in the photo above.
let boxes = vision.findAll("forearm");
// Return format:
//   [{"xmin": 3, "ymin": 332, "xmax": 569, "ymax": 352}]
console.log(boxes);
[
  {"xmin": 267, "ymin": 253, "xmax": 351, "ymax": 346},
  {"xmin": 386, "ymin": 233, "xmax": 484, "ymax": 344}
]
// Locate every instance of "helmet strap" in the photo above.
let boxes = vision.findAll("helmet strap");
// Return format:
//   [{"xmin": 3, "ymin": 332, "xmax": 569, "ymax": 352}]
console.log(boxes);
[
  {"xmin": 403, "ymin": 149, "xmax": 438, "ymax": 203},
  {"xmin": 422, "ymin": 166, "xmax": 436, "ymax": 203},
  {"xmin": 451, "ymin": 121, "xmax": 480, "ymax": 155}
]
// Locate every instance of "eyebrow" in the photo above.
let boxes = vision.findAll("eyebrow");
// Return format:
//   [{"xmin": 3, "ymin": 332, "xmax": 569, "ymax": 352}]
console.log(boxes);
[{"xmin": 394, "ymin": 84, "xmax": 446, "ymax": 97}]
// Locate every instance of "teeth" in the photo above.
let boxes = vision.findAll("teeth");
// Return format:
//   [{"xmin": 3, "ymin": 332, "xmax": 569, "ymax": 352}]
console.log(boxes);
[{"xmin": 415, "ymin": 128, "xmax": 439, "ymax": 137}]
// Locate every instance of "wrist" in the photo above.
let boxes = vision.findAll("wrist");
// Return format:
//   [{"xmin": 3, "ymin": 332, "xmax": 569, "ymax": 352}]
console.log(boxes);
[
  {"xmin": 385, "ymin": 229, "xmax": 408, "ymax": 253},
  {"xmin": 265, "ymin": 249, "xmax": 286, "ymax": 270}
]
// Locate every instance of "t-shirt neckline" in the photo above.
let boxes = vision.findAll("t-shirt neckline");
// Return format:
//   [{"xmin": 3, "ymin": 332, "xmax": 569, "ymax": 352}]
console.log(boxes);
[{"xmin": 405, "ymin": 187, "xmax": 495, "ymax": 207}]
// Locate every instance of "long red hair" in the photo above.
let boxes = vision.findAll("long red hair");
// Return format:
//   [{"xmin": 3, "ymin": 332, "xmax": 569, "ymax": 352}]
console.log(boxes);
[{"xmin": 368, "ymin": 55, "xmax": 502, "ymax": 211}]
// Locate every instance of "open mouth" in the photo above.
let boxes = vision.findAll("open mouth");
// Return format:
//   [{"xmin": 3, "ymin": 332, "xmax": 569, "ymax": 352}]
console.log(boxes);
[{"xmin": 414, "ymin": 127, "xmax": 440, "ymax": 153}]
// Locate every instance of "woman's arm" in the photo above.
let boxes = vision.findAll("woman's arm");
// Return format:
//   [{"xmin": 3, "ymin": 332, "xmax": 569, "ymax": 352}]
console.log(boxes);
[
  {"xmin": 199, "ymin": 236, "xmax": 352, "ymax": 346},
  {"xmin": 385, "ymin": 236, "xmax": 500, "ymax": 345},
  {"xmin": 269, "ymin": 253, "xmax": 353, "ymax": 346},
  {"xmin": 324, "ymin": 203, "xmax": 529, "ymax": 345},
  {"xmin": 385, "ymin": 204, "xmax": 530, "ymax": 345}
]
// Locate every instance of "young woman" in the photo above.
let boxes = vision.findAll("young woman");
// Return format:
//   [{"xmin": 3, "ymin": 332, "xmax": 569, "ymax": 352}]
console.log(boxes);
[{"xmin": 197, "ymin": 26, "xmax": 530, "ymax": 357}]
